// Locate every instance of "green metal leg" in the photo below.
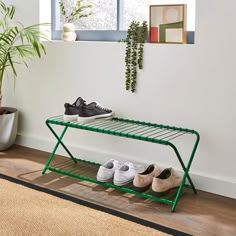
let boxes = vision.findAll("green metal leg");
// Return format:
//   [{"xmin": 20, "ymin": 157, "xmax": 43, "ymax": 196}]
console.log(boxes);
[
  {"xmin": 172, "ymin": 165, "xmax": 196, "ymax": 212},
  {"xmin": 171, "ymin": 171, "xmax": 188, "ymax": 212},
  {"xmin": 170, "ymin": 133, "xmax": 200, "ymax": 211},
  {"xmin": 42, "ymin": 123, "xmax": 77, "ymax": 174},
  {"xmin": 46, "ymin": 122, "xmax": 77, "ymax": 163},
  {"xmin": 170, "ymin": 143, "xmax": 197, "ymax": 194}
]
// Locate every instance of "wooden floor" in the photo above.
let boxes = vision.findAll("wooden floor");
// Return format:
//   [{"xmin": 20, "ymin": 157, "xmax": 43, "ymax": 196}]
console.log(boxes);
[{"xmin": 0, "ymin": 145, "xmax": 236, "ymax": 236}]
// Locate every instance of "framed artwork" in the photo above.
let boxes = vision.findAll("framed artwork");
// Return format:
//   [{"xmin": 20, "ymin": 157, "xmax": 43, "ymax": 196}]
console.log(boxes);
[{"xmin": 149, "ymin": 4, "xmax": 187, "ymax": 44}]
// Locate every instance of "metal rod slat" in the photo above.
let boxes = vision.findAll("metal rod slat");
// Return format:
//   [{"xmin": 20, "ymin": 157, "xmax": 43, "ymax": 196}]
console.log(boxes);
[
  {"xmin": 161, "ymin": 131, "xmax": 184, "ymax": 140},
  {"xmin": 92, "ymin": 122, "xmax": 128, "ymax": 132},
  {"xmin": 113, "ymin": 117, "xmax": 196, "ymax": 134},
  {"xmin": 133, "ymin": 126, "xmax": 158, "ymax": 135},
  {"xmin": 53, "ymin": 160, "xmax": 73, "ymax": 168},
  {"xmin": 145, "ymin": 128, "xmax": 168, "ymax": 137},
  {"xmin": 109, "ymin": 123, "xmax": 139, "ymax": 132},
  {"xmin": 151, "ymin": 130, "xmax": 176, "ymax": 139},
  {"xmin": 116, "ymin": 124, "xmax": 144, "ymax": 133},
  {"xmin": 55, "ymin": 117, "xmax": 65, "ymax": 122},
  {"xmin": 69, "ymin": 120, "xmax": 84, "ymax": 126},
  {"xmin": 98, "ymin": 122, "xmax": 130, "ymax": 130},
  {"xmin": 50, "ymin": 115, "xmax": 64, "ymax": 121},
  {"xmin": 85, "ymin": 119, "xmax": 113, "ymax": 126},
  {"xmin": 126, "ymin": 126, "xmax": 151, "ymax": 135},
  {"xmin": 167, "ymin": 132, "xmax": 187, "ymax": 141},
  {"xmin": 98, "ymin": 122, "xmax": 141, "ymax": 133},
  {"xmin": 86, "ymin": 120, "xmax": 115, "ymax": 128}
]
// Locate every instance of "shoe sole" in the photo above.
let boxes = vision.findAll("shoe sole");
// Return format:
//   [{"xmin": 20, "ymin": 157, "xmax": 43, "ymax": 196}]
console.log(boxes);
[
  {"xmin": 113, "ymin": 179, "xmax": 134, "ymax": 187},
  {"xmin": 63, "ymin": 114, "xmax": 78, "ymax": 122},
  {"xmin": 132, "ymin": 184, "xmax": 151, "ymax": 192},
  {"xmin": 64, "ymin": 113, "xmax": 113, "ymax": 124},
  {"xmin": 77, "ymin": 113, "xmax": 113, "ymax": 123},
  {"xmin": 151, "ymin": 186, "xmax": 179, "ymax": 197},
  {"xmin": 96, "ymin": 177, "xmax": 113, "ymax": 183}
]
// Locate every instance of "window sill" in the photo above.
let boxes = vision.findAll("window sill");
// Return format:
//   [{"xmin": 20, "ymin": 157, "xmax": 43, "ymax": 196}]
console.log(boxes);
[{"xmin": 43, "ymin": 40, "xmax": 195, "ymax": 46}]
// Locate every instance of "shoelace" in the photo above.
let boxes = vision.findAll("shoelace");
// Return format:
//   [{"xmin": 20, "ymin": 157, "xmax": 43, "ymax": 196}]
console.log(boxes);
[{"xmin": 95, "ymin": 103, "xmax": 111, "ymax": 112}]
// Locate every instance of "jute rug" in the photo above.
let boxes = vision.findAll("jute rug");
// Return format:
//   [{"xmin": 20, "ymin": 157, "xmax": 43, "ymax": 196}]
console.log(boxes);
[{"xmin": 0, "ymin": 174, "xmax": 189, "ymax": 236}]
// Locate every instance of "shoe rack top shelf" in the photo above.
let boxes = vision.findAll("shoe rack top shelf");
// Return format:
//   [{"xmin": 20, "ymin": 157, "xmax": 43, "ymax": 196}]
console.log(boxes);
[{"xmin": 46, "ymin": 115, "xmax": 199, "ymax": 146}]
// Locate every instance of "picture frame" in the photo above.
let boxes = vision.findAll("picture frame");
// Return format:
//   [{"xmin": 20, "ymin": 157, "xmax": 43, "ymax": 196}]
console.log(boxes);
[{"xmin": 149, "ymin": 4, "xmax": 187, "ymax": 44}]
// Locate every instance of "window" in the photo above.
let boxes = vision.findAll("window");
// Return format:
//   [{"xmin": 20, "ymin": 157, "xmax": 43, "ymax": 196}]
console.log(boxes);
[{"xmin": 52, "ymin": 0, "xmax": 195, "ymax": 43}]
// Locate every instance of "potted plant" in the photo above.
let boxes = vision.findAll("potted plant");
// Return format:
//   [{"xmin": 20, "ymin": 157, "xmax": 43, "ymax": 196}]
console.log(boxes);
[
  {"xmin": 123, "ymin": 21, "xmax": 148, "ymax": 92},
  {"xmin": 59, "ymin": 0, "xmax": 93, "ymax": 41},
  {"xmin": 0, "ymin": 0, "xmax": 47, "ymax": 151}
]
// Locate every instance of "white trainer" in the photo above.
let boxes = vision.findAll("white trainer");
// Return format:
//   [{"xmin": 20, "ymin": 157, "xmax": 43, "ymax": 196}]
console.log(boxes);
[
  {"xmin": 113, "ymin": 162, "xmax": 146, "ymax": 186},
  {"xmin": 96, "ymin": 159, "xmax": 122, "ymax": 182}
]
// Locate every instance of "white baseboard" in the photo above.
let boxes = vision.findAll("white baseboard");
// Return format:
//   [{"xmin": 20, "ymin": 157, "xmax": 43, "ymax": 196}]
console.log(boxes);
[
  {"xmin": 15, "ymin": 134, "xmax": 236, "ymax": 199},
  {"xmin": 188, "ymin": 174, "xmax": 236, "ymax": 199}
]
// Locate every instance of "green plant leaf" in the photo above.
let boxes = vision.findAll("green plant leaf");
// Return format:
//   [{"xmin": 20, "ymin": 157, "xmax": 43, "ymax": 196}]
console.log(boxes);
[
  {"xmin": 0, "ymin": 0, "xmax": 48, "ymax": 101},
  {"xmin": 60, "ymin": 0, "xmax": 93, "ymax": 23}
]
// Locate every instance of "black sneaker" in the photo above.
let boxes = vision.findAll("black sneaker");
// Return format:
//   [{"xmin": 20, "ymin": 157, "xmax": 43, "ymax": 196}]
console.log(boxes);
[
  {"xmin": 77, "ymin": 101, "xmax": 113, "ymax": 123},
  {"xmin": 64, "ymin": 97, "xmax": 113, "ymax": 123},
  {"xmin": 64, "ymin": 97, "xmax": 86, "ymax": 122}
]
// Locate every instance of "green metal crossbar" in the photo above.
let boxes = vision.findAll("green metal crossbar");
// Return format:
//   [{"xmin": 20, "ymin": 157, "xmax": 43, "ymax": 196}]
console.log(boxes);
[{"xmin": 42, "ymin": 115, "xmax": 200, "ymax": 212}]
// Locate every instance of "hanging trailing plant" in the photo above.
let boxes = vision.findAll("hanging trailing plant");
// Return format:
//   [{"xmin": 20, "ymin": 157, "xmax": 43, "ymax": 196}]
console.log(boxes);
[
  {"xmin": 138, "ymin": 21, "xmax": 148, "ymax": 70},
  {"xmin": 124, "ymin": 21, "xmax": 148, "ymax": 93},
  {"xmin": 125, "ymin": 24, "xmax": 132, "ymax": 91}
]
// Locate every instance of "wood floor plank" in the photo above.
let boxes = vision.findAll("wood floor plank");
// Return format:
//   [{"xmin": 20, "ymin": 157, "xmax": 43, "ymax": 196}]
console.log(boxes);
[{"xmin": 0, "ymin": 145, "xmax": 236, "ymax": 236}]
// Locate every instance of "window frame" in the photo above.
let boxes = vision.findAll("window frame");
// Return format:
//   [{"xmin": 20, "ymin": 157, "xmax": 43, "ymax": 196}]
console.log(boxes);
[{"xmin": 51, "ymin": 0, "xmax": 194, "ymax": 43}]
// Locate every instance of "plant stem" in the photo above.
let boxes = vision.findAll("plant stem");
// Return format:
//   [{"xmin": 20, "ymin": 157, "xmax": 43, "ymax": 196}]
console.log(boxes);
[{"xmin": 0, "ymin": 58, "xmax": 7, "ymax": 112}]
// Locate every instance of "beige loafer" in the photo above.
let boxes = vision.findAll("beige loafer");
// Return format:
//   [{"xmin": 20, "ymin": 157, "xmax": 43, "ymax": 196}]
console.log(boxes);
[
  {"xmin": 151, "ymin": 168, "xmax": 182, "ymax": 196},
  {"xmin": 133, "ymin": 164, "xmax": 162, "ymax": 192}
]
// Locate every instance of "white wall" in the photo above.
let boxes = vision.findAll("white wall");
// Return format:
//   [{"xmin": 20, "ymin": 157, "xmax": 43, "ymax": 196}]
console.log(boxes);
[{"xmin": 3, "ymin": 0, "xmax": 236, "ymax": 198}]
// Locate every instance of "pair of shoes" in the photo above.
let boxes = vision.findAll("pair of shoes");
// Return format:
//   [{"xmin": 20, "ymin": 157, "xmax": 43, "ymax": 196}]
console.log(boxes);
[
  {"xmin": 133, "ymin": 164, "xmax": 162, "ymax": 192},
  {"xmin": 64, "ymin": 97, "xmax": 114, "ymax": 123},
  {"xmin": 133, "ymin": 164, "xmax": 182, "ymax": 196},
  {"xmin": 96, "ymin": 159, "xmax": 146, "ymax": 186}
]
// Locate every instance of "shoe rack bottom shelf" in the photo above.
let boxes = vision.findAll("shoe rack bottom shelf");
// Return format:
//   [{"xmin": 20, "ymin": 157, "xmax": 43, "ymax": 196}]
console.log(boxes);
[
  {"xmin": 48, "ymin": 157, "xmax": 192, "ymax": 205},
  {"xmin": 42, "ymin": 116, "xmax": 200, "ymax": 212}
]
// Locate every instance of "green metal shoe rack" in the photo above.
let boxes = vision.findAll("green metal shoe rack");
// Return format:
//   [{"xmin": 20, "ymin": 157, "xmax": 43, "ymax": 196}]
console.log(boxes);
[{"xmin": 42, "ymin": 115, "xmax": 200, "ymax": 212}]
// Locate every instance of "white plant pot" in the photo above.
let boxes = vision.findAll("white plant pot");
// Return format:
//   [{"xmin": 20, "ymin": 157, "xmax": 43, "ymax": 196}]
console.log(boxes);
[
  {"xmin": 61, "ymin": 23, "xmax": 77, "ymax": 42},
  {"xmin": 0, "ymin": 107, "xmax": 18, "ymax": 151}
]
